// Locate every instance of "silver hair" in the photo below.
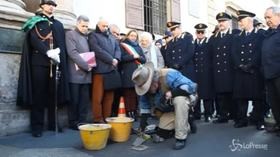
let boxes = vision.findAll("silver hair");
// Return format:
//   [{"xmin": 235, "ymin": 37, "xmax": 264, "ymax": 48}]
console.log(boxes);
[
  {"xmin": 266, "ymin": 6, "xmax": 280, "ymax": 16},
  {"xmin": 77, "ymin": 15, "xmax": 89, "ymax": 22},
  {"xmin": 139, "ymin": 32, "xmax": 153, "ymax": 43},
  {"xmin": 109, "ymin": 24, "xmax": 120, "ymax": 32}
]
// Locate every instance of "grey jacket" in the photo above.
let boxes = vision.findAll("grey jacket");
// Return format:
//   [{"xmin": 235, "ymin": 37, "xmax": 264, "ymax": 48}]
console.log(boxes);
[
  {"xmin": 142, "ymin": 45, "xmax": 165, "ymax": 69},
  {"xmin": 66, "ymin": 29, "xmax": 92, "ymax": 84}
]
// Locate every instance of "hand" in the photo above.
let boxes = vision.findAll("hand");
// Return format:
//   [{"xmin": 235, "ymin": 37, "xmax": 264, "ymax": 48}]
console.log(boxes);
[
  {"xmin": 47, "ymin": 48, "xmax": 60, "ymax": 63},
  {"xmin": 88, "ymin": 65, "xmax": 92, "ymax": 71},
  {"xmin": 112, "ymin": 59, "xmax": 118, "ymax": 67},
  {"xmin": 165, "ymin": 91, "xmax": 172, "ymax": 99},
  {"xmin": 239, "ymin": 64, "xmax": 253, "ymax": 73},
  {"xmin": 133, "ymin": 54, "xmax": 140, "ymax": 59},
  {"xmin": 189, "ymin": 93, "xmax": 198, "ymax": 107}
]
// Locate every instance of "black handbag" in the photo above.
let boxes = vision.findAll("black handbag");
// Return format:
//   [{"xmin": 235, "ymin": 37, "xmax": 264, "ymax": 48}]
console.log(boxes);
[{"xmin": 103, "ymin": 69, "xmax": 122, "ymax": 90}]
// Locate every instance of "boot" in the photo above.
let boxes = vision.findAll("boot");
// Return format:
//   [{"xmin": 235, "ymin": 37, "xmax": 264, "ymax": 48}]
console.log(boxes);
[
  {"xmin": 173, "ymin": 139, "xmax": 186, "ymax": 150},
  {"xmin": 188, "ymin": 111, "xmax": 197, "ymax": 133}
]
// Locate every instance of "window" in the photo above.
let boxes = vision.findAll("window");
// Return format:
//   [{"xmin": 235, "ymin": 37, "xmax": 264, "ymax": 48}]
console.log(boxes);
[
  {"xmin": 126, "ymin": 0, "xmax": 180, "ymax": 35},
  {"xmin": 144, "ymin": 0, "xmax": 167, "ymax": 35},
  {"xmin": 125, "ymin": 0, "xmax": 145, "ymax": 30}
]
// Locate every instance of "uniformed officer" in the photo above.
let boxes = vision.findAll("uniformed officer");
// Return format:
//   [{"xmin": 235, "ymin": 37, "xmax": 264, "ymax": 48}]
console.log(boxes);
[
  {"xmin": 232, "ymin": 10, "xmax": 265, "ymax": 130},
  {"xmin": 17, "ymin": 0, "xmax": 69, "ymax": 137},
  {"xmin": 193, "ymin": 23, "xmax": 215, "ymax": 122},
  {"xmin": 253, "ymin": 19, "xmax": 266, "ymax": 30},
  {"xmin": 209, "ymin": 12, "xmax": 240, "ymax": 123},
  {"xmin": 162, "ymin": 21, "xmax": 195, "ymax": 81}
]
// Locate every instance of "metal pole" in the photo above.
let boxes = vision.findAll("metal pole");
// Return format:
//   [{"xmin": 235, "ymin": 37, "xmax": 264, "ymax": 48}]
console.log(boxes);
[{"xmin": 54, "ymin": 64, "xmax": 61, "ymax": 135}]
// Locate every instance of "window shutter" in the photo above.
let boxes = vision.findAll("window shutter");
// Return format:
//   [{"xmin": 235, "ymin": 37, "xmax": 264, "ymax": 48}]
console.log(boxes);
[
  {"xmin": 171, "ymin": 0, "xmax": 181, "ymax": 22},
  {"xmin": 125, "ymin": 0, "xmax": 144, "ymax": 30}
]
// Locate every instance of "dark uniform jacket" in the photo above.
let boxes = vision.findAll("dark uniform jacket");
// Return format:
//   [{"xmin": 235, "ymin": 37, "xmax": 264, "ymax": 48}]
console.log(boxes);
[
  {"xmin": 194, "ymin": 37, "xmax": 214, "ymax": 99},
  {"xmin": 17, "ymin": 13, "xmax": 70, "ymax": 108},
  {"xmin": 232, "ymin": 29, "xmax": 265, "ymax": 99},
  {"xmin": 208, "ymin": 29, "xmax": 240, "ymax": 93},
  {"xmin": 262, "ymin": 25, "xmax": 280, "ymax": 80},
  {"xmin": 161, "ymin": 32, "xmax": 196, "ymax": 80},
  {"xmin": 120, "ymin": 39, "xmax": 146, "ymax": 88}
]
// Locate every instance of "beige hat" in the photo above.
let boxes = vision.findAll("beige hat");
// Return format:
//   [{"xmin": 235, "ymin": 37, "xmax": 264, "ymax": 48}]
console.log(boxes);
[{"xmin": 132, "ymin": 62, "xmax": 155, "ymax": 96}]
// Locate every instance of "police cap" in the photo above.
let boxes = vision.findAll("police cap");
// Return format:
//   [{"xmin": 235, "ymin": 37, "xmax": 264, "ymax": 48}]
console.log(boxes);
[
  {"xmin": 40, "ymin": 0, "xmax": 57, "ymax": 7},
  {"xmin": 253, "ymin": 19, "xmax": 262, "ymax": 27},
  {"xmin": 237, "ymin": 10, "xmax": 255, "ymax": 21},
  {"xmin": 216, "ymin": 12, "xmax": 232, "ymax": 21},
  {"xmin": 166, "ymin": 21, "xmax": 181, "ymax": 30},
  {"xmin": 194, "ymin": 23, "xmax": 208, "ymax": 31}
]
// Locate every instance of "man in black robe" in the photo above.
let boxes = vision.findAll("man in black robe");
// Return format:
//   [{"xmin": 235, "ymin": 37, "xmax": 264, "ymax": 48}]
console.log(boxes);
[{"xmin": 17, "ymin": 0, "xmax": 69, "ymax": 137}]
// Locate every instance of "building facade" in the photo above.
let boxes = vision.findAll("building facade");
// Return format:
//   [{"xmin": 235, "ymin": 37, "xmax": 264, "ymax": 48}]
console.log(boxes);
[{"xmin": 0, "ymin": 0, "xmax": 278, "ymax": 136}]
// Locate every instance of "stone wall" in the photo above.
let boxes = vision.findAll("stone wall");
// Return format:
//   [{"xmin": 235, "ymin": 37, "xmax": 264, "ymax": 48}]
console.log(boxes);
[{"xmin": 0, "ymin": 0, "xmax": 75, "ymax": 136}]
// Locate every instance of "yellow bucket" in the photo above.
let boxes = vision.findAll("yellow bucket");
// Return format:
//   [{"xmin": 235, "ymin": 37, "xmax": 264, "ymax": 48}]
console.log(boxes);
[
  {"xmin": 78, "ymin": 124, "xmax": 111, "ymax": 150},
  {"xmin": 106, "ymin": 117, "xmax": 134, "ymax": 142}
]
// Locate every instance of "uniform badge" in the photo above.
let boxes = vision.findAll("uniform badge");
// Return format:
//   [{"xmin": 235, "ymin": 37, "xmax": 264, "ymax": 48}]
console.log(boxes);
[{"xmin": 167, "ymin": 22, "xmax": 172, "ymax": 27}]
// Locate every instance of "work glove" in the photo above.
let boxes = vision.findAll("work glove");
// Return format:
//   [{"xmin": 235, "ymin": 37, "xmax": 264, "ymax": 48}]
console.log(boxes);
[
  {"xmin": 189, "ymin": 93, "xmax": 198, "ymax": 107},
  {"xmin": 47, "ymin": 48, "xmax": 60, "ymax": 64}
]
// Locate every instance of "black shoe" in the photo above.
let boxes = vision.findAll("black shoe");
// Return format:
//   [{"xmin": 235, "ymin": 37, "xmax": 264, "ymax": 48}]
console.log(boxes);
[
  {"xmin": 234, "ymin": 122, "xmax": 248, "ymax": 128},
  {"xmin": 205, "ymin": 116, "xmax": 211, "ymax": 122},
  {"xmin": 173, "ymin": 139, "xmax": 186, "ymax": 150},
  {"xmin": 256, "ymin": 124, "xmax": 265, "ymax": 130},
  {"xmin": 213, "ymin": 118, "xmax": 228, "ymax": 124},
  {"xmin": 32, "ymin": 131, "xmax": 42, "ymax": 138}
]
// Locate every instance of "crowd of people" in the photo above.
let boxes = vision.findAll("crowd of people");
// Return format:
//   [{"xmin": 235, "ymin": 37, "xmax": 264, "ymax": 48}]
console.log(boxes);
[{"xmin": 16, "ymin": 0, "xmax": 280, "ymax": 150}]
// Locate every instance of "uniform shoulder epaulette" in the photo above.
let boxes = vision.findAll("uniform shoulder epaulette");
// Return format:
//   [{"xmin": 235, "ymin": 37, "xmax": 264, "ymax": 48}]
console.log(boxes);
[
  {"xmin": 239, "ymin": 30, "xmax": 244, "ymax": 36},
  {"xmin": 180, "ymin": 31, "xmax": 192, "ymax": 39},
  {"xmin": 214, "ymin": 31, "xmax": 220, "ymax": 38},
  {"xmin": 182, "ymin": 31, "xmax": 191, "ymax": 36},
  {"xmin": 205, "ymin": 37, "xmax": 210, "ymax": 43},
  {"xmin": 254, "ymin": 28, "xmax": 258, "ymax": 33}
]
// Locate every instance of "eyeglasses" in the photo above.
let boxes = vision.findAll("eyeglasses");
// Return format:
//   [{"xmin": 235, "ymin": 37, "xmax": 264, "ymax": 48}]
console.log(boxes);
[{"xmin": 196, "ymin": 31, "xmax": 205, "ymax": 34}]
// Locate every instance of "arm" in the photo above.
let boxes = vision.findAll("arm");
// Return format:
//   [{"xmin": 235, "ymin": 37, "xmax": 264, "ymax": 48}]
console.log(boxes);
[
  {"xmin": 182, "ymin": 34, "xmax": 195, "ymax": 64},
  {"xmin": 65, "ymin": 31, "xmax": 89, "ymax": 71},
  {"xmin": 231, "ymin": 35, "xmax": 241, "ymax": 69},
  {"xmin": 29, "ymin": 27, "xmax": 49, "ymax": 54},
  {"xmin": 166, "ymin": 69, "xmax": 197, "ymax": 94},
  {"xmin": 156, "ymin": 47, "xmax": 165, "ymax": 68},
  {"xmin": 88, "ymin": 33, "xmax": 114, "ymax": 65}
]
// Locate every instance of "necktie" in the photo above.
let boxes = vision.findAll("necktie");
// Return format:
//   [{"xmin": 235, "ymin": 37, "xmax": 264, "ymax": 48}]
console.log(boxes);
[{"xmin": 221, "ymin": 33, "xmax": 224, "ymax": 38}]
